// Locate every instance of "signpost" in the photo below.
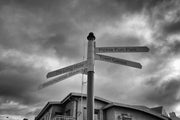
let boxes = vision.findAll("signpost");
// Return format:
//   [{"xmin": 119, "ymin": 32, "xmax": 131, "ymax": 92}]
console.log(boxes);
[
  {"xmin": 39, "ymin": 32, "xmax": 149, "ymax": 120},
  {"xmin": 86, "ymin": 33, "xmax": 95, "ymax": 120}
]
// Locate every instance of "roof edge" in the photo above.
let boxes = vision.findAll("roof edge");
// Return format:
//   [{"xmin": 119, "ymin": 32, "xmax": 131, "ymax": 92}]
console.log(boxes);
[
  {"xmin": 35, "ymin": 101, "xmax": 61, "ymax": 120},
  {"xmin": 103, "ymin": 102, "xmax": 168, "ymax": 120},
  {"xmin": 60, "ymin": 92, "xmax": 111, "ymax": 104}
]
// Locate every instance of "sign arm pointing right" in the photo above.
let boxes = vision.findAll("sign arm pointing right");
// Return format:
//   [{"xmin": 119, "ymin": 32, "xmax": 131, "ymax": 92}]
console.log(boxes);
[
  {"xmin": 96, "ymin": 46, "xmax": 149, "ymax": 53},
  {"xmin": 95, "ymin": 54, "xmax": 142, "ymax": 69}
]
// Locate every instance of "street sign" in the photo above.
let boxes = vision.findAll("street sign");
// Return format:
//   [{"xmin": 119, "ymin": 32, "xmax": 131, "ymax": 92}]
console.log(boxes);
[
  {"xmin": 95, "ymin": 46, "xmax": 149, "ymax": 53},
  {"xmin": 95, "ymin": 54, "xmax": 142, "ymax": 69},
  {"xmin": 43, "ymin": 32, "xmax": 149, "ymax": 120},
  {"xmin": 40, "ymin": 68, "xmax": 87, "ymax": 89},
  {"xmin": 47, "ymin": 61, "xmax": 87, "ymax": 78}
]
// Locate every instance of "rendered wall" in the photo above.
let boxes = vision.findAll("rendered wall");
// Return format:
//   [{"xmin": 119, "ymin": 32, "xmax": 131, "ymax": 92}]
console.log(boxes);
[
  {"xmin": 105, "ymin": 107, "xmax": 168, "ymax": 120},
  {"xmin": 75, "ymin": 97, "xmax": 109, "ymax": 120}
]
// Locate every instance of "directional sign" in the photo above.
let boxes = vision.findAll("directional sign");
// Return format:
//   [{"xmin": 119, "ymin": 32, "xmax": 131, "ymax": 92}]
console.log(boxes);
[
  {"xmin": 95, "ymin": 54, "xmax": 142, "ymax": 69},
  {"xmin": 40, "ymin": 68, "xmax": 87, "ymax": 89},
  {"xmin": 95, "ymin": 46, "xmax": 149, "ymax": 53},
  {"xmin": 47, "ymin": 61, "xmax": 87, "ymax": 78}
]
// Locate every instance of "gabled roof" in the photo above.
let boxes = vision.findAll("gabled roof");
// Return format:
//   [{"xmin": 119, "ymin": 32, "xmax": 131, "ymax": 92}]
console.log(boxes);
[
  {"xmin": 35, "ymin": 101, "xmax": 61, "ymax": 120},
  {"xmin": 103, "ymin": 102, "xmax": 169, "ymax": 120},
  {"xmin": 35, "ymin": 92, "xmax": 111, "ymax": 120},
  {"xmin": 35, "ymin": 93, "xmax": 170, "ymax": 120},
  {"xmin": 151, "ymin": 106, "xmax": 168, "ymax": 117},
  {"xmin": 61, "ymin": 92, "xmax": 111, "ymax": 104}
]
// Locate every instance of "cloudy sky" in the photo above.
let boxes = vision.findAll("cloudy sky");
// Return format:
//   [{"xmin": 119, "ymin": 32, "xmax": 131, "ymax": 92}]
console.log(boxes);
[{"xmin": 0, "ymin": 0, "xmax": 180, "ymax": 119}]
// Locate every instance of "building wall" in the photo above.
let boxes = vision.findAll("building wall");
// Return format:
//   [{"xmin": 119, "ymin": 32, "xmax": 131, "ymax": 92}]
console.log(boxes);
[
  {"xmin": 75, "ymin": 97, "xmax": 108, "ymax": 120},
  {"xmin": 104, "ymin": 107, "xmax": 116, "ymax": 120},
  {"xmin": 50, "ymin": 105, "xmax": 63, "ymax": 119},
  {"xmin": 38, "ymin": 107, "xmax": 51, "ymax": 120},
  {"xmin": 64, "ymin": 100, "xmax": 76, "ymax": 117},
  {"xmin": 105, "ymin": 107, "xmax": 168, "ymax": 120},
  {"xmin": 36, "ymin": 95, "xmax": 170, "ymax": 120}
]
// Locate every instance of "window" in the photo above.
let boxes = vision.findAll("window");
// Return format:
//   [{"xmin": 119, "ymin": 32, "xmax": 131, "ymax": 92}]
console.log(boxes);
[
  {"xmin": 65, "ymin": 109, "xmax": 71, "ymax": 116},
  {"xmin": 122, "ymin": 113, "xmax": 132, "ymax": 120},
  {"xmin": 55, "ymin": 112, "xmax": 62, "ymax": 115},
  {"xmin": 83, "ymin": 108, "xmax": 101, "ymax": 120},
  {"xmin": 94, "ymin": 109, "xmax": 100, "ymax": 120},
  {"xmin": 117, "ymin": 113, "xmax": 132, "ymax": 120},
  {"xmin": 122, "ymin": 117, "xmax": 132, "ymax": 120}
]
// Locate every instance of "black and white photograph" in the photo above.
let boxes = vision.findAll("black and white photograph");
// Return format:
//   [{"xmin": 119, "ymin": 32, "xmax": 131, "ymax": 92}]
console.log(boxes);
[{"xmin": 0, "ymin": 0, "xmax": 180, "ymax": 120}]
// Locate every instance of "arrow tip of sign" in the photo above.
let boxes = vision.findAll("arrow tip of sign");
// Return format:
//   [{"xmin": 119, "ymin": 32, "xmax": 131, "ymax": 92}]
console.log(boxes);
[
  {"xmin": 46, "ymin": 74, "xmax": 50, "ymax": 78},
  {"xmin": 146, "ymin": 47, "xmax": 150, "ymax": 52},
  {"xmin": 139, "ymin": 64, "xmax": 142, "ymax": 69}
]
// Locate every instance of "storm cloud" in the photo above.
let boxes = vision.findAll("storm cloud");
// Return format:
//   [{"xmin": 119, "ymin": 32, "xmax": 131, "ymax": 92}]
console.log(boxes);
[
  {"xmin": 143, "ymin": 77, "xmax": 180, "ymax": 106},
  {"xmin": 0, "ymin": 0, "xmax": 180, "ymax": 119}
]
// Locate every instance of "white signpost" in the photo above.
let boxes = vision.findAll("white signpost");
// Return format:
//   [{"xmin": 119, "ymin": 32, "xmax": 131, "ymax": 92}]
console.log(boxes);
[{"xmin": 39, "ymin": 32, "xmax": 149, "ymax": 120}]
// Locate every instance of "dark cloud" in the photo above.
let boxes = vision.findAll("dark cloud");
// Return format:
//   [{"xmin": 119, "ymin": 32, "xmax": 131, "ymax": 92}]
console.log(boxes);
[
  {"xmin": 0, "ymin": 2, "xmax": 82, "ymax": 59},
  {"xmin": 0, "ymin": 0, "xmax": 168, "ymax": 59},
  {"xmin": 143, "ymin": 78, "xmax": 180, "ymax": 106},
  {"xmin": 98, "ymin": 33, "xmax": 142, "ymax": 46},
  {"xmin": 163, "ymin": 21, "xmax": 180, "ymax": 34},
  {"xmin": 0, "ymin": 61, "xmax": 44, "ymax": 118},
  {"xmin": 144, "ymin": 76, "xmax": 161, "ymax": 86},
  {"xmin": 43, "ymin": 33, "xmax": 80, "ymax": 59},
  {"xmin": 0, "ymin": 0, "xmax": 64, "ymax": 11},
  {"xmin": 167, "ymin": 40, "xmax": 180, "ymax": 54},
  {"xmin": 146, "ymin": 0, "xmax": 180, "ymax": 43},
  {"xmin": 68, "ymin": 0, "xmax": 164, "ymax": 25},
  {"xmin": 0, "ymin": 105, "xmax": 28, "ymax": 116},
  {"xmin": 0, "ymin": 68, "xmax": 42, "ymax": 105},
  {"xmin": 157, "ymin": 0, "xmax": 180, "ymax": 35},
  {"xmin": 0, "ymin": 0, "xmax": 179, "ymax": 119},
  {"xmin": 0, "ymin": 55, "xmax": 44, "ymax": 106},
  {"xmin": 115, "ymin": 0, "xmax": 163, "ymax": 12},
  {"xmin": 25, "ymin": 108, "xmax": 41, "ymax": 116},
  {"xmin": 146, "ymin": 37, "xmax": 180, "ymax": 59}
]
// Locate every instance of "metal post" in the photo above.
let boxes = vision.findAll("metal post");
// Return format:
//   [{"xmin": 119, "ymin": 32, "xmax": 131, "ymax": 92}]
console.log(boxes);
[{"xmin": 87, "ymin": 32, "xmax": 95, "ymax": 120}]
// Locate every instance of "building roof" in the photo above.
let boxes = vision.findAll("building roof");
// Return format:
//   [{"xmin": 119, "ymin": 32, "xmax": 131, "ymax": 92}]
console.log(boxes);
[
  {"xmin": 151, "ymin": 106, "xmax": 168, "ymax": 117},
  {"xmin": 35, "ymin": 92, "xmax": 111, "ymax": 120},
  {"xmin": 36, "ymin": 92, "xmax": 169, "ymax": 120},
  {"xmin": 61, "ymin": 92, "xmax": 111, "ymax": 104},
  {"xmin": 35, "ymin": 101, "xmax": 61, "ymax": 120},
  {"xmin": 103, "ymin": 102, "xmax": 169, "ymax": 120}
]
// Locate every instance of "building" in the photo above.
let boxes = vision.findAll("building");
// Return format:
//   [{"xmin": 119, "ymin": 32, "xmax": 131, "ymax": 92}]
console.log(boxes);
[{"xmin": 35, "ymin": 92, "xmax": 170, "ymax": 120}]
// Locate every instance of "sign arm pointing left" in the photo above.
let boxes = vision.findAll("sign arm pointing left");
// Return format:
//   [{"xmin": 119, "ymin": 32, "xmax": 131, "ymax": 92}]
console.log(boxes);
[
  {"xmin": 39, "ymin": 68, "xmax": 87, "ymax": 89},
  {"xmin": 47, "ymin": 60, "xmax": 87, "ymax": 78}
]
